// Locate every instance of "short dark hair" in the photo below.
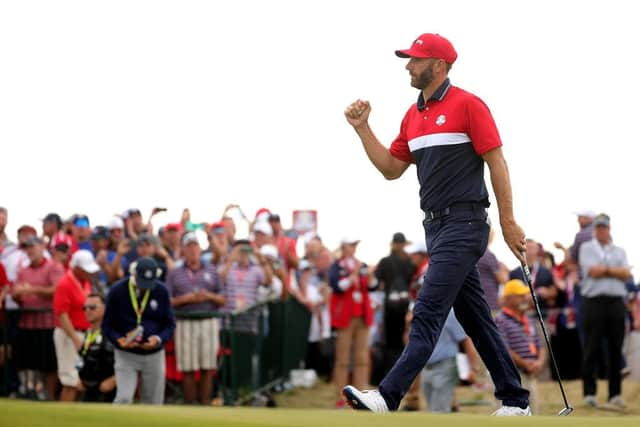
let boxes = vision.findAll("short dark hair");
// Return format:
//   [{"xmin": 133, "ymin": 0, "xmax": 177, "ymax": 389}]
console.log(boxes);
[{"xmin": 86, "ymin": 292, "xmax": 105, "ymax": 303}]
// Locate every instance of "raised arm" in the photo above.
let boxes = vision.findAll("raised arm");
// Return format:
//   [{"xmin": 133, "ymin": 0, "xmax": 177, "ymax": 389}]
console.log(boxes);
[{"xmin": 345, "ymin": 100, "xmax": 410, "ymax": 180}]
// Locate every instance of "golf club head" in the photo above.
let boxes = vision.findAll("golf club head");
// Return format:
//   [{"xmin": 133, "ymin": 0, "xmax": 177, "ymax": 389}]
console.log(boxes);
[{"xmin": 558, "ymin": 406, "xmax": 574, "ymax": 416}]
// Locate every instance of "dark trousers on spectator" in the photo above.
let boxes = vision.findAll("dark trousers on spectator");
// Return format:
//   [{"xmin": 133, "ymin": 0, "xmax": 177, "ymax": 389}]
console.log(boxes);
[
  {"xmin": 378, "ymin": 207, "xmax": 528, "ymax": 410},
  {"xmin": 581, "ymin": 296, "xmax": 626, "ymax": 399}
]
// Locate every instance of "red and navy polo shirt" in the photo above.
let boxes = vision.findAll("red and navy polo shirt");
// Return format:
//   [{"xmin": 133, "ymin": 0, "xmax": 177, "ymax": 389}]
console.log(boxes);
[{"xmin": 390, "ymin": 79, "xmax": 502, "ymax": 212}]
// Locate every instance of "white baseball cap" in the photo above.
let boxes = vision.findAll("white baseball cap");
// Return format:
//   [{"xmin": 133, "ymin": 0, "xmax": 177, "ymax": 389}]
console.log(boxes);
[
  {"xmin": 69, "ymin": 249, "xmax": 100, "ymax": 274},
  {"xmin": 260, "ymin": 244, "xmax": 279, "ymax": 259},
  {"xmin": 340, "ymin": 235, "xmax": 360, "ymax": 245},
  {"xmin": 181, "ymin": 231, "xmax": 200, "ymax": 247},
  {"xmin": 253, "ymin": 220, "xmax": 273, "ymax": 236},
  {"xmin": 405, "ymin": 241, "xmax": 428, "ymax": 255},
  {"xmin": 573, "ymin": 209, "xmax": 596, "ymax": 218},
  {"xmin": 106, "ymin": 216, "xmax": 125, "ymax": 230}
]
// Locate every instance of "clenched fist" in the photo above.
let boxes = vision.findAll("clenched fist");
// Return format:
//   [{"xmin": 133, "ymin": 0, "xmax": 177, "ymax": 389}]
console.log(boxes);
[{"xmin": 344, "ymin": 99, "xmax": 371, "ymax": 129}]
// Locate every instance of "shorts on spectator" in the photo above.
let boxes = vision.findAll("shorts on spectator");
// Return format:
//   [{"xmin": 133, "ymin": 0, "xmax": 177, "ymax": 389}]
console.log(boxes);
[
  {"xmin": 16, "ymin": 329, "xmax": 57, "ymax": 372},
  {"xmin": 53, "ymin": 328, "xmax": 84, "ymax": 387},
  {"xmin": 175, "ymin": 317, "xmax": 219, "ymax": 372}
]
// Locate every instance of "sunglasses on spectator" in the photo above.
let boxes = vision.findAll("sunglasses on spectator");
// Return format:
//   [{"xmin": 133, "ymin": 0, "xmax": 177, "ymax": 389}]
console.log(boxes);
[{"xmin": 83, "ymin": 304, "xmax": 98, "ymax": 311}]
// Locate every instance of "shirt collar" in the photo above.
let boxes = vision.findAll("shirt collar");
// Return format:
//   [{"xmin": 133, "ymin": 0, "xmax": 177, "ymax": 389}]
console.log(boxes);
[{"xmin": 417, "ymin": 78, "xmax": 451, "ymax": 111}]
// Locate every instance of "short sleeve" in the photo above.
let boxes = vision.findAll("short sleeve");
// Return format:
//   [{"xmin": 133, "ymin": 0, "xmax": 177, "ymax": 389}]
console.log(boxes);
[
  {"xmin": 389, "ymin": 111, "xmax": 414, "ymax": 163},
  {"xmin": 465, "ymin": 95, "xmax": 502, "ymax": 155},
  {"xmin": 53, "ymin": 283, "xmax": 71, "ymax": 316}
]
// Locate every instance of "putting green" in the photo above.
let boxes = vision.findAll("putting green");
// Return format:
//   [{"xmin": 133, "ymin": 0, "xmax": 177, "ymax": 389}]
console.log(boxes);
[{"xmin": 1, "ymin": 399, "xmax": 639, "ymax": 427}]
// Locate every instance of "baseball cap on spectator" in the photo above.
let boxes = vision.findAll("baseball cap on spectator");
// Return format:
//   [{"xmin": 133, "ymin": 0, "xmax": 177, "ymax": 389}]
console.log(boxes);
[
  {"xmin": 70, "ymin": 249, "xmax": 100, "ymax": 274},
  {"xmin": 253, "ymin": 221, "xmax": 273, "ymax": 236},
  {"xmin": 395, "ymin": 33, "xmax": 458, "ymax": 63},
  {"xmin": 122, "ymin": 208, "xmax": 141, "ymax": 219},
  {"xmin": 17, "ymin": 224, "xmax": 37, "ymax": 235},
  {"xmin": 232, "ymin": 239, "xmax": 253, "ymax": 253},
  {"xmin": 210, "ymin": 221, "xmax": 226, "ymax": 234},
  {"xmin": 73, "ymin": 215, "xmax": 90, "ymax": 228},
  {"xmin": 503, "ymin": 279, "xmax": 529, "ymax": 297},
  {"xmin": 52, "ymin": 232, "xmax": 73, "ymax": 250},
  {"xmin": 573, "ymin": 209, "xmax": 596, "ymax": 218},
  {"xmin": 164, "ymin": 223, "xmax": 183, "ymax": 232},
  {"xmin": 255, "ymin": 208, "xmax": 271, "ymax": 223},
  {"xmin": 22, "ymin": 236, "xmax": 44, "ymax": 247},
  {"xmin": 340, "ymin": 236, "xmax": 360, "ymax": 245},
  {"xmin": 91, "ymin": 226, "xmax": 109, "ymax": 240},
  {"xmin": 134, "ymin": 257, "xmax": 160, "ymax": 290},
  {"xmin": 593, "ymin": 213, "xmax": 611, "ymax": 227},
  {"xmin": 302, "ymin": 231, "xmax": 320, "ymax": 245},
  {"xmin": 42, "ymin": 213, "xmax": 63, "ymax": 227},
  {"xmin": 106, "ymin": 216, "xmax": 124, "ymax": 230},
  {"xmin": 181, "ymin": 231, "xmax": 199, "ymax": 246},
  {"xmin": 260, "ymin": 244, "xmax": 279, "ymax": 260},
  {"xmin": 392, "ymin": 232, "xmax": 408, "ymax": 244},
  {"xmin": 405, "ymin": 241, "xmax": 427, "ymax": 255},
  {"xmin": 137, "ymin": 234, "xmax": 158, "ymax": 246}
]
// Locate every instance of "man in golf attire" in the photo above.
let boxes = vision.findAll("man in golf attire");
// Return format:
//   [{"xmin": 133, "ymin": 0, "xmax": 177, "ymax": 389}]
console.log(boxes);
[{"xmin": 343, "ymin": 33, "xmax": 531, "ymax": 416}]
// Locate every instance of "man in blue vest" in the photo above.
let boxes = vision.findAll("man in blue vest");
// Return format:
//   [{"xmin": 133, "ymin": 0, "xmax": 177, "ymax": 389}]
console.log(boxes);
[{"xmin": 103, "ymin": 257, "xmax": 175, "ymax": 404}]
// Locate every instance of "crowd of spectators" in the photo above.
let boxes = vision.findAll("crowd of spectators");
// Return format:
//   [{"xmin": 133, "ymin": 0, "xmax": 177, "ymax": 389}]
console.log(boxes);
[{"xmin": 0, "ymin": 205, "xmax": 638, "ymax": 412}]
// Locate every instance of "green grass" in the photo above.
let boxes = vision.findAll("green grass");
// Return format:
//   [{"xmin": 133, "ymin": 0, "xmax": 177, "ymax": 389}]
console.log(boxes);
[{"xmin": 2, "ymin": 399, "xmax": 640, "ymax": 427}]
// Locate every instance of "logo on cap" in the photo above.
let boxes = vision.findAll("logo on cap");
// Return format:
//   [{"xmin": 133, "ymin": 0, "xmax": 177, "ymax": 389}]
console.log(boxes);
[
  {"xmin": 436, "ymin": 115, "xmax": 446, "ymax": 126},
  {"xmin": 414, "ymin": 39, "xmax": 423, "ymax": 45},
  {"xmin": 150, "ymin": 300, "xmax": 158, "ymax": 310},
  {"xmin": 145, "ymin": 270, "xmax": 153, "ymax": 279}
]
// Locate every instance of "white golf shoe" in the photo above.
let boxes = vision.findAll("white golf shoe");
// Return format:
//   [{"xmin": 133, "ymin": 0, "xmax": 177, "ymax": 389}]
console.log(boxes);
[
  {"xmin": 492, "ymin": 405, "xmax": 532, "ymax": 416},
  {"xmin": 342, "ymin": 386, "xmax": 389, "ymax": 413}
]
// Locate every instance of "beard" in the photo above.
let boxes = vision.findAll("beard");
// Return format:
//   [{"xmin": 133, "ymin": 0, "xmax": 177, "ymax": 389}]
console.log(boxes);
[{"xmin": 411, "ymin": 63, "xmax": 435, "ymax": 90}]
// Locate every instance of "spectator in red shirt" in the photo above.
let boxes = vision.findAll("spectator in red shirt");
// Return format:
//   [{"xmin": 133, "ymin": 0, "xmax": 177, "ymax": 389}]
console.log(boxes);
[
  {"xmin": 329, "ymin": 236, "xmax": 375, "ymax": 407},
  {"xmin": 0, "ymin": 261, "xmax": 10, "ymax": 371},
  {"xmin": 12, "ymin": 236, "xmax": 64, "ymax": 400},
  {"xmin": 53, "ymin": 249, "xmax": 97, "ymax": 401},
  {"xmin": 268, "ymin": 214, "xmax": 299, "ymax": 272}
]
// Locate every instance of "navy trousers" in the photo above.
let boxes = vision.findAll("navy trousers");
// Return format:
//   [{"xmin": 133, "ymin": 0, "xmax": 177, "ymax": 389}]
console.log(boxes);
[{"xmin": 378, "ymin": 207, "xmax": 529, "ymax": 410}]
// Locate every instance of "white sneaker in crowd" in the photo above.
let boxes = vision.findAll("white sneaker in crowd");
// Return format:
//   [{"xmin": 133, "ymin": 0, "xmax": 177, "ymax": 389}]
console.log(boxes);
[
  {"xmin": 342, "ymin": 386, "xmax": 389, "ymax": 413},
  {"xmin": 492, "ymin": 405, "xmax": 532, "ymax": 416},
  {"xmin": 607, "ymin": 395, "xmax": 626, "ymax": 410},
  {"xmin": 584, "ymin": 395, "xmax": 597, "ymax": 408}
]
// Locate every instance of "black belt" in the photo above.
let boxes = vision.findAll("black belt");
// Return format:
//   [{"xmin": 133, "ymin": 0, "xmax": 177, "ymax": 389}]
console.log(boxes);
[{"xmin": 425, "ymin": 202, "xmax": 487, "ymax": 222}]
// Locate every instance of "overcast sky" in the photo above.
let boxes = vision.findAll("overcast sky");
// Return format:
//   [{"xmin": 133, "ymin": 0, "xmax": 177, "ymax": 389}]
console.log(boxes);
[{"xmin": 1, "ymin": 0, "xmax": 639, "ymax": 272}]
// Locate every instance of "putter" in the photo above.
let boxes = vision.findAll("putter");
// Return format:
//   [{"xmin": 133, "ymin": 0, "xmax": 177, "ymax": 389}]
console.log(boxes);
[{"xmin": 520, "ymin": 253, "xmax": 574, "ymax": 416}]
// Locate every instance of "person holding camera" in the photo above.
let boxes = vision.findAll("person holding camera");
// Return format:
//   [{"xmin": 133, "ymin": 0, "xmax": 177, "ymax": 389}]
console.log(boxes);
[{"xmin": 102, "ymin": 257, "xmax": 175, "ymax": 404}]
